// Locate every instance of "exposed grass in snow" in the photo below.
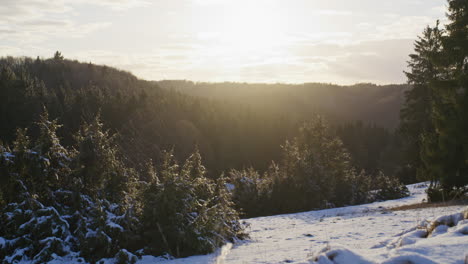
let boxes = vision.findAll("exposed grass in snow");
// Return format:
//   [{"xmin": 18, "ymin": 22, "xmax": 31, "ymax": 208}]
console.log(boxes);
[{"xmin": 391, "ymin": 199, "xmax": 468, "ymax": 212}]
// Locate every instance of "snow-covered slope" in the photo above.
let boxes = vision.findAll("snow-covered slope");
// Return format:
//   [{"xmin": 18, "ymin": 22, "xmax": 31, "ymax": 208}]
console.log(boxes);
[{"xmin": 147, "ymin": 183, "xmax": 467, "ymax": 264}]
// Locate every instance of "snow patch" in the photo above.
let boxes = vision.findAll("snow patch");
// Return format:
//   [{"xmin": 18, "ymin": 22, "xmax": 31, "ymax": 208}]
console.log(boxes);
[
  {"xmin": 152, "ymin": 183, "xmax": 466, "ymax": 264},
  {"xmin": 310, "ymin": 245, "xmax": 374, "ymax": 264},
  {"xmin": 215, "ymin": 242, "xmax": 232, "ymax": 264},
  {"xmin": 0, "ymin": 237, "xmax": 5, "ymax": 249}
]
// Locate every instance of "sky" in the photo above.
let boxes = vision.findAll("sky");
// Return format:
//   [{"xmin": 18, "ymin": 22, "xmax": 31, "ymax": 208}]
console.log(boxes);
[{"xmin": 0, "ymin": 0, "xmax": 448, "ymax": 84}]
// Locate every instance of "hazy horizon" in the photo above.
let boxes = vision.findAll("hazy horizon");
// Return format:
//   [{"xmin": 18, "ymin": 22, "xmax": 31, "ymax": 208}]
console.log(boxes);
[{"xmin": 1, "ymin": 0, "xmax": 446, "ymax": 85}]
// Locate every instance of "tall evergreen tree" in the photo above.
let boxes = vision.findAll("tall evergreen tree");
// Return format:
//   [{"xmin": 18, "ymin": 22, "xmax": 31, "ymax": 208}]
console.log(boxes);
[
  {"xmin": 435, "ymin": 0, "xmax": 468, "ymax": 191},
  {"xmin": 404, "ymin": 0, "xmax": 468, "ymax": 199},
  {"xmin": 424, "ymin": 0, "xmax": 468, "ymax": 194},
  {"xmin": 400, "ymin": 23, "xmax": 444, "ymax": 183}
]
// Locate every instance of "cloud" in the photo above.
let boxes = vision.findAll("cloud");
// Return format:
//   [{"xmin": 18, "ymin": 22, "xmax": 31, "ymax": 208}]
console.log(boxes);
[
  {"xmin": 0, "ymin": 0, "xmax": 150, "ymax": 20},
  {"xmin": 0, "ymin": 46, "xmax": 24, "ymax": 56},
  {"xmin": 0, "ymin": 0, "xmax": 150, "ymax": 47},
  {"xmin": 285, "ymin": 39, "xmax": 414, "ymax": 83},
  {"xmin": 0, "ymin": 19, "xmax": 111, "ymax": 44},
  {"xmin": 311, "ymin": 9, "xmax": 354, "ymax": 16},
  {"xmin": 55, "ymin": 36, "xmax": 415, "ymax": 85},
  {"xmin": 77, "ymin": 0, "xmax": 151, "ymax": 10},
  {"xmin": 430, "ymin": 4, "xmax": 447, "ymax": 16},
  {"xmin": 0, "ymin": 0, "xmax": 449, "ymax": 85},
  {"xmin": 372, "ymin": 15, "xmax": 437, "ymax": 40},
  {"xmin": 0, "ymin": 0, "xmax": 71, "ymax": 22}
]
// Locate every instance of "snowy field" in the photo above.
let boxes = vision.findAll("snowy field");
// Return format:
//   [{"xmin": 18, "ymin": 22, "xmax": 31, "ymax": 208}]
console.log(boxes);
[{"xmin": 144, "ymin": 183, "xmax": 467, "ymax": 264}]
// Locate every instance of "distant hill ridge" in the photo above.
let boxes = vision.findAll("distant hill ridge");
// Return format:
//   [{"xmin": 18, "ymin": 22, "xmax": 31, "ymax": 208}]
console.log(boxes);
[
  {"xmin": 156, "ymin": 80, "xmax": 409, "ymax": 129},
  {"xmin": 0, "ymin": 55, "xmax": 406, "ymax": 175}
]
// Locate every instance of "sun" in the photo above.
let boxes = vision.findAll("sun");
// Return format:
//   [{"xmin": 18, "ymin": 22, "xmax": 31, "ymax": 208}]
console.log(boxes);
[{"xmin": 215, "ymin": 1, "xmax": 289, "ymax": 57}]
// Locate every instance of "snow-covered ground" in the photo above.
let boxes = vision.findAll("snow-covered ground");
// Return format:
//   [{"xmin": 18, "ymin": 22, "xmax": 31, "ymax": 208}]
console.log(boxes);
[{"xmin": 146, "ymin": 183, "xmax": 467, "ymax": 264}]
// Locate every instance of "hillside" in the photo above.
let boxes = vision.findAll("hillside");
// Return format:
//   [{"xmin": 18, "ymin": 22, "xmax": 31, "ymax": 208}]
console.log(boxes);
[
  {"xmin": 2, "ymin": 0, "xmax": 468, "ymax": 263},
  {"xmin": 144, "ymin": 183, "xmax": 468, "ymax": 264},
  {"xmin": 0, "ymin": 57, "xmax": 406, "ymax": 176},
  {"xmin": 157, "ymin": 81, "xmax": 409, "ymax": 129}
]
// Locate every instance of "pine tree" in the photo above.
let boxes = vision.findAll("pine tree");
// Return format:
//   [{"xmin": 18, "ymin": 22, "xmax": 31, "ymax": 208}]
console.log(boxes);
[
  {"xmin": 72, "ymin": 113, "xmax": 131, "ymax": 202},
  {"xmin": 53, "ymin": 51, "xmax": 64, "ymax": 61},
  {"xmin": 10, "ymin": 128, "xmax": 50, "ymax": 200},
  {"xmin": 400, "ymin": 23, "xmax": 444, "ymax": 183},
  {"xmin": 141, "ymin": 150, "xmax": 244, "ymax": 257},
  {"xmin": 33, "ymin": 107, "xmax": 71, "ymax": 195},
  {"xmin": 406, "ymin": 0, "xmax": 468, "ymax": 199},
  {"xmin": 12, "ymin": 127, "xmax": 30, "ymax": 153},
  {"xmin": 0, "ymin": 142, "xmax": 13, "ymax": 206},
  {"xmin": 271, "ymin": 117, "xmax": 356, "ymax": 212},
  {"xmin": 141, "ymin": 159, "xmax": 158, "ymax": 183},
  {"xmin": 425, "ymin": 0, "xmax": 468, "ymax": 196},
  {"xmin": 141, "ymin": 150, "xmax": 194, "ymax": 256},
  {"xmin": 228, "ymin": 168, "xmax": 264, "ymax": 217},
  {"xmin": 438, "ymin": 0, "xmax": 468, "ymax": 191}
]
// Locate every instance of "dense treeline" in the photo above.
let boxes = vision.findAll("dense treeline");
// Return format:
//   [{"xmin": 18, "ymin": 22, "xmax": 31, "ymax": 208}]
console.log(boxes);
[
  {"xmin": 228, "ymin": 118, "xmax": 408, "ymax": 217},
  {"xmin": 1, "ymin": 0, "xmax": 467, "ymax": 262},
  {"xmin": 0, "ymin": 110, "xmax": 409, "ymax": 263},
  {"xmin": 0, "ymin": 54, "xmax": 289, "ymax": 176},
  {"xmin": 336, "ymin": 121, "xmax": 409, "ymax": 183},
  {"xmin": 0, "ymin": 54, "xmax": 405, "ymax": 179},
  {"xmin": 400, "ymin": 0, "xmax": 468, "ymax": 201},
  {"xmin": 157, "ymin": 81, "xmax": 408, "ymax": 130},
  {"xmin": 0, "ymin": 50, "xmax": 413, "ymax": 262},
  {"xmin": 8, "ymin": 1, "xmax": 468, "ymax": 260},
  {"xmin": 0, "ymin": 109, "xmax": 245, "ymax": 263}
]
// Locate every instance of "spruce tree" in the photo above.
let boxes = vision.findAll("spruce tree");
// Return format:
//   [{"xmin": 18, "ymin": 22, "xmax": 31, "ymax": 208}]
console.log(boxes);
[
  {"xmin": 438, "ymin": 0, "xmax": 468, "ymax": 190},
  {"xmin": 406, "ymin": 0, "xmax": 468, "ymax": 199},
  {"xmin": 141, "ymin": 150, "xmax": 244, "ymax": 257},
  {"xmin": 72, "ymin": 113, "xmax": 131, "ymax": 202},
  {"xmin": 400, "ymin": 23, "xmax": 444, "ymax": 183},
  {"xmin": 273, "ymin": 117, "xmax": 355, "ymax": 212},
  {"xmin": 425, "ymin": 0, "xmax": 468, "ymax": 195},
  {"xmin": 33, "ymin": 107, "xmax": 71, "ymax": 195}
]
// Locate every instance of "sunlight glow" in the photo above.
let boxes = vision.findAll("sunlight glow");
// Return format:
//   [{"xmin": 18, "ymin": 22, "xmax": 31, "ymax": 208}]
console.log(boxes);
[
  {"xmin": 198, "ymin": 1, "xmax": 292, "ymax": 62},
  {"xmin": 1, "ymin": 0, "xmax": 447, "ymax": 84}
]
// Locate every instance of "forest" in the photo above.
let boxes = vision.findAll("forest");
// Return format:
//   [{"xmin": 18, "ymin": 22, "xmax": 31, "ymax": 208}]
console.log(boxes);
[{"xmin": 0, "ymin": 0, "xmax": 467, "ymax": 263}]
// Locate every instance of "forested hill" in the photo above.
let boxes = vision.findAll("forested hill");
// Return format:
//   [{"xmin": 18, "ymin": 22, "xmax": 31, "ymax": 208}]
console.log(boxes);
[
  {"xmin": 0, "ymin": 55, "xmax": 405, "ymax": 177},
  {"xmin": 157, "ymin": 81, "xmax": 409, "ymax": 129}
]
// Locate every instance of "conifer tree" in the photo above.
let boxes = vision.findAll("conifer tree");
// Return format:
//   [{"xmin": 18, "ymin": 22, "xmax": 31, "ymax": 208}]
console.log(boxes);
[
  {"xmin": 10, "ymin": 128, "xmax": 49, "ymax": 199},
  {"xmin": 272, "ymin": 117, "xmax": 356, "ymax": 212},
  {"xmin": 404, "ymin": 0, "xmax": 468, "ymax": 199},
  {"xmin": 142, "ymin": 150, "xmax": 244, "ymax": 257},
  {"xmin": 72, "ymin": 113, "xmax": 131, "ymax": 202},
  {"xmin": 434, "ymin": 0, "xmax": 468, "ymax": 191},
  {"xmin": 33, "ymin": 107, "xmax": 71, "ymax": 194},
  {"xmin": 53, "ymin": 51, "xmax": 64, "ymax": 61},
  {"xmin": 141, "ymin": 159, "xmax": 158, "ymax": 183},
  {"xmin": 13, "ymin": 127, "xmax": 30, "ymax": 153},
  {"xmin": 400, "ymin": 23, "xmax": 444, "ymax": 183},
  {"xmin": 142, "ymin": 150, "xmax": 194, "ymax": 256}
]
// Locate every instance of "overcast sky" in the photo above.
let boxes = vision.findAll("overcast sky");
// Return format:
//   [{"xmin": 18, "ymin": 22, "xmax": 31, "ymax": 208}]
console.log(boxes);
[{"xmin": 0, "ymin": 0, "xmax": 447, "ymax": 84}]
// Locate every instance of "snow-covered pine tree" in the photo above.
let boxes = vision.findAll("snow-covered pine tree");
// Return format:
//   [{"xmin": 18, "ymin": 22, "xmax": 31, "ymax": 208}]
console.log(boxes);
[
  {"xmin": 33, "ymin": 107, "xmax": 72, "ymax": 201},
  {"xmin": 72, "ymin": 113, "xmax": 134, "ymax": 203},
  {"xmin": 228, "ymin": 167, "xmax": 271, "ymax": 217},
  {"xmin": 373, "ymin": 172, "xmax": 410, "ymax": 201},
  {"xmin": 0, "ymin": 122, "xmax": 79, "ymax": 263},
  {"xmin": 276, "ymin": 117, "xmax": 355, "ymax": 211},
  {"xmin": 141, "ymin": 149, "xmax": 245, "ymax": 257}
]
